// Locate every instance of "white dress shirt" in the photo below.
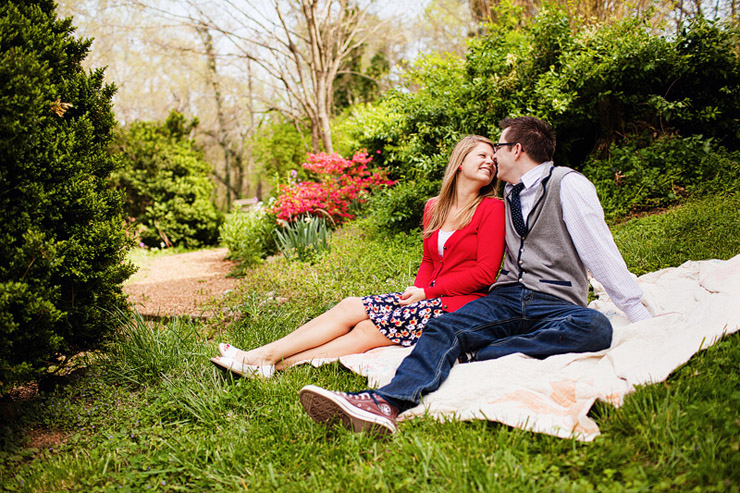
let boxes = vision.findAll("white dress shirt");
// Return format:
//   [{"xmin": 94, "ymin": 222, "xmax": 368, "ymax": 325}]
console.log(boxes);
[{"xmin": 505, "ymin": 162, "xmax": 652, "ymax": 322}]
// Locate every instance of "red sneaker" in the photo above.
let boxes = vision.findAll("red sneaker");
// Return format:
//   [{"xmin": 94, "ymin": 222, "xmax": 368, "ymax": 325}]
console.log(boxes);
[{"xmin": 299, "ymin": 385, "xmax": 399, "ymax": 435}]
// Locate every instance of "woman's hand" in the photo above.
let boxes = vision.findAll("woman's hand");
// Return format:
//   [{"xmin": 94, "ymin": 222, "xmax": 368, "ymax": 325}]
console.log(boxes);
[{"xmin": 399, "ymin": 286, "xmax": 427, "ymax": 306}]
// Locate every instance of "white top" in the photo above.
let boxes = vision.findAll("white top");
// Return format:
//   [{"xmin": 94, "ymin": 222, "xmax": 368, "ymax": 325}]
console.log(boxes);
[
  {"xmin": 438, "ymin": 230, "xmax": 455, "ymax": 258},
  {"xmin": 505, "ymin": 162, "xmax": 652, "ymax": 322}
]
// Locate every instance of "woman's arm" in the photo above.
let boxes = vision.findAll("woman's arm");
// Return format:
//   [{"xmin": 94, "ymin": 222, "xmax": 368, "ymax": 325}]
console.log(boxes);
[{"xmin": 423, "ymin": 198, "xmax": 506, "ymax": 298}]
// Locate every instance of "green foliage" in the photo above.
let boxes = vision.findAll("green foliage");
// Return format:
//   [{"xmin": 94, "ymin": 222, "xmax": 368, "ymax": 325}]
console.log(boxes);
[
  {"xmin": 457, "ymin": 10, "xmax": 740, "ymax": 167},
  {"xmin": 363, "ymin": 179, "xmax": 439, "ymax": 235},
  {"xmin": 249, "ymin": 114, "xmax": 308, "ymax": 193},
  {"xmin": 111, "ymin": 110, "xmax": 224, "ymax": 249},
  {"xmin": 584, "ymin": 134, "xmax": 740, "ymax": 220},
  {"xmin": 664, "ymin": 19, "xmax": 740, "ymax": 148},
  {"xmin": 219, "ymin": 202, "xmax": 278, "ymax": 269},
  {"xmin": 613, "ymin": 193, "xmax": 740, "ymax": 276},
  {"xmin": 96, "ymin": 308, "xmax": 206, "ymax": 388},
  {"xmin": 332, "ymin": 100, "xmax": 409, "ymax": 164},
  {"xmin": 0, "ymin": 0, "xmax": 134, "ymax": 388},
  {"xmin": 333, "ymin": 8, "xmax": 740, "ymax": 229},
  {"xmin": 336, "ymin": 53, "xmax": 470, "ymax": 182},
  {"xmin": 530, "ymin": 16, "xmax": 740, "ymax": 164},
  {"xmin": 274, "ymin": 215, "xmax": 331, "ymax": 263}
]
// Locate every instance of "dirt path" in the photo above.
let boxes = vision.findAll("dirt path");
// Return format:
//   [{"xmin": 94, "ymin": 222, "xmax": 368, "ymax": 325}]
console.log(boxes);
[{"xmin": 123, "ymin": 248, "xmax": 238, "ymax": 318}]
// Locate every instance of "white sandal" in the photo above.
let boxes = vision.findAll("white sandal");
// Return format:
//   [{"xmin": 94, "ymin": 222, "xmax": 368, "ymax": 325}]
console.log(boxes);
[
  {"xmin": 218, "ymin": 343, "xmax": 241, "ymax": 359},
  {"xmin": 210, "ymin": 356, "xmax": 275, "ymax": 379}
]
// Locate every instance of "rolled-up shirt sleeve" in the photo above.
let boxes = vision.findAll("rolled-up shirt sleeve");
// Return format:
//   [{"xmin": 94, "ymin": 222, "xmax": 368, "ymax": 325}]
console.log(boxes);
[{"xmin": 560, "ymin": 173, "xmax": 652, "ymax": 322}]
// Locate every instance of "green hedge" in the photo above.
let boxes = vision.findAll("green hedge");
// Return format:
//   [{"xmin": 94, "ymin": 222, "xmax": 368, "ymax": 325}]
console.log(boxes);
[{"xmin": 0, "ymin": 0, "xmax": 134, "ymax": 388}]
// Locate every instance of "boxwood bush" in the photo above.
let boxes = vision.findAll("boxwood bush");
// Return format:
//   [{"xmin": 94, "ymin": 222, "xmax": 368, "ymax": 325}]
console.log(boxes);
[{"xmin": 0, "ymin": 0, "xmax": 134, "ymax": 389}]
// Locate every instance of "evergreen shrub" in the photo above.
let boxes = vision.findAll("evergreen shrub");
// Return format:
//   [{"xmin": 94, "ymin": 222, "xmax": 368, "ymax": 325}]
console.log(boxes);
[
  {"xmin": 0, "ymin": 0, "xmax": 134, "ymax": 388},
  {"xmin": 111, "ymin": 110, "xmax": 224, "ymax": 249}
]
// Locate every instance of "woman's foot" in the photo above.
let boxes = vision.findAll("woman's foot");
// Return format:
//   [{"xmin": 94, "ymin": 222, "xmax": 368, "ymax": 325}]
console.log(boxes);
[
  {"xmin": 218, "ymin": 343, "xmax": 272, "ymax": 367},
  {"xmin": 218, "ymin": 343, "xmax": 243, "ymax": 359},
  {"xmin": 210, "ymin": 356, "xmax": 276, "ymax": 379}
]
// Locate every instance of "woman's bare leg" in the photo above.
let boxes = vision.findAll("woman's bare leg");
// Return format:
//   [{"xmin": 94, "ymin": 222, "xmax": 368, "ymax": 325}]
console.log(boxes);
[
  {"xmin": 230, "ymin": 297, "xmax": 369, "ymax": 365},
  {"xmin": 276, "ymin": 319, "xmax": 396, "ymax": 369}
]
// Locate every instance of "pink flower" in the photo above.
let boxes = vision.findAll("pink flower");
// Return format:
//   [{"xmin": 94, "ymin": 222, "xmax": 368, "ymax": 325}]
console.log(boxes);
[{"xmin": 270, "ymin": 150, "xmax": 395, "ymax": 224}]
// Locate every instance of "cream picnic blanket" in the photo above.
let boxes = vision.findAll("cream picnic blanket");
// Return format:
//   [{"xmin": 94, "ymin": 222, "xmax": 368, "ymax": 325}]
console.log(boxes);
[{"xmin": 319, "ymin": 254, "xmax": 740, "ymax": 441}]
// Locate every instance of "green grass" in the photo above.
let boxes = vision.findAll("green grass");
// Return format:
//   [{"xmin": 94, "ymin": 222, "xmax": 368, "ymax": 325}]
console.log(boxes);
[
  {"xmin": 1, "ymin": 194, "xmax": 739, "ymax": 491},
  {"xmin": 613, "ymin": 192, "xmax": 740, "ymax": 275}
]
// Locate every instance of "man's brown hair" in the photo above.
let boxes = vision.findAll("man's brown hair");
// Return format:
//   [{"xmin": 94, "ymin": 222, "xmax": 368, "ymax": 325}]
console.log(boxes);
[{"xmin": 500, "ymin": 116, "xmax": 556, "ymax": 164}]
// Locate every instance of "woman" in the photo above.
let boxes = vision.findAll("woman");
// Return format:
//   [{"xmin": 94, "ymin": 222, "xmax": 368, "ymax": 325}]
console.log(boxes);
[{"xmin": 211, "ymin": 135, "xmax": 506, "ymax": 378}]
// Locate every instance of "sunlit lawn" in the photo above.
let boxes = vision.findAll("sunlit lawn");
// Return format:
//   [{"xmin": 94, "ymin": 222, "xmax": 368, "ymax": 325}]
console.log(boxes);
[{"xmin": 1, "ymin": 194, "xmax": 739, "ymax": 491}]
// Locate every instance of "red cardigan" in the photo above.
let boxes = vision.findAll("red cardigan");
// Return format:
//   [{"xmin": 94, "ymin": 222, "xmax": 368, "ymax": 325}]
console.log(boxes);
[{"xmin": 414, "ymin": 197, "xmax": 506, "ymax": 312}]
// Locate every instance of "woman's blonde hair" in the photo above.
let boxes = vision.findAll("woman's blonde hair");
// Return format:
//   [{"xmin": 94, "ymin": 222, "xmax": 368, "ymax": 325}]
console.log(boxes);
[{"xmin": 423, "ymin": 135, "xmax": 499, "ymax": 238}]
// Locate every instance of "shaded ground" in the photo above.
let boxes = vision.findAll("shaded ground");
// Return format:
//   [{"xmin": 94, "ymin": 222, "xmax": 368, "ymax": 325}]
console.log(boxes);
[
  {"xmin": 0, "ymin": 250, "xmax": 239, "ymax": 459},
  {"xmin": 123, "ymin": 248, "xmax": 238, "ymax": 318}
]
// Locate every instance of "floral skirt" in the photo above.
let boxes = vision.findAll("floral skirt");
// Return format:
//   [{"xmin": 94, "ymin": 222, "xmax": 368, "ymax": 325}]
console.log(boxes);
[{"xmin": 361, "ymin": 292, "xmax": 447, "ymax": 347}]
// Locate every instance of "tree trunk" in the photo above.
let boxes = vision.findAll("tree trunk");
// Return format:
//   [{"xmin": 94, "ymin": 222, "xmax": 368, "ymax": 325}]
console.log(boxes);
[
  {"xmin": 310, "ymin": 117, "xmax": 321, "ymax": 153},
  {"xmin": 316, "ymin": 81, "xmax": 333, "ymax": 153},
  {"xmin": 186, "ymin": 0, "xmax": 385, "ymax": 156},
  {"xmin": 198, "ymin": 26, "xmax": 233, "ymax": 209}
]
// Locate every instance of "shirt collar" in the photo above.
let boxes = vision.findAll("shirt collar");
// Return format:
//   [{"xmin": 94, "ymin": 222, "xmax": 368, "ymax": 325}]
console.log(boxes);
[{"xmin": 505, "ymin": 161, "xmax": 554, "ymax": 195}]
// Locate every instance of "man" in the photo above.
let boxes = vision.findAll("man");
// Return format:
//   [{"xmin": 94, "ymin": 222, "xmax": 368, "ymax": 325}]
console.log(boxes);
[{"xmin": 299, "ymin": 116, "xmax": 652, "ymax": 435}]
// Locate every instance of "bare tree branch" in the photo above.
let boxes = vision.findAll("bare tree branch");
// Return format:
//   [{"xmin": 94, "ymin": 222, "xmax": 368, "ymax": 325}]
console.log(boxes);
[{"xmin": 178, "ymin": 0, "xmax": 390, "ymax": 153}]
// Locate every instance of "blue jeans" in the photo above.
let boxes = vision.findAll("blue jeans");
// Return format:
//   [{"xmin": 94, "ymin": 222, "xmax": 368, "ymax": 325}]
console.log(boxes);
[{"xmin": 375, "ymin": 284, "xmax": 612, "ymax": 411}]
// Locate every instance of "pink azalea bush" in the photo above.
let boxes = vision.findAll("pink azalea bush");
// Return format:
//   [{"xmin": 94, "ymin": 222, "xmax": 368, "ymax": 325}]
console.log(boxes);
[{"xmin": 271, "ymin": 150, "xmax": 395, "ymax": 225}]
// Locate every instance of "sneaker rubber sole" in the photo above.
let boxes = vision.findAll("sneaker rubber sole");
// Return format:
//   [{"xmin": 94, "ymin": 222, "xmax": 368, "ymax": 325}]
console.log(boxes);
[{"xmin": 299, "ymin": 385, "xmax": 397, "ymax": 435}]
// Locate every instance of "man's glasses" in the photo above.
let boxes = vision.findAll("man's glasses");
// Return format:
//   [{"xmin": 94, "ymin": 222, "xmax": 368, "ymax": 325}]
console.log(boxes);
[{"xmin": 493, "ymin": 142, "xmax": 517, "ymax": 153}]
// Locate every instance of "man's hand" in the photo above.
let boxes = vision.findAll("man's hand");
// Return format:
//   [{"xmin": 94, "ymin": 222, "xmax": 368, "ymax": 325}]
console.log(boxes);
[{"xmin": 399, "ymin": 286, "xmax": 427, "ymax": 306}]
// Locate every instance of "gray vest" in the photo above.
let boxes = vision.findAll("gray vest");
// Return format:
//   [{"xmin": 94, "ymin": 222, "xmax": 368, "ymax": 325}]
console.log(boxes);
[{"xmin": 495, "ymin": 165, "xmax": 589, "ymax": 306}]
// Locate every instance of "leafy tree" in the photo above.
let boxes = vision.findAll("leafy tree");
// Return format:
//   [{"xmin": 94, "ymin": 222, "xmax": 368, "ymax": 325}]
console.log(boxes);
[
  {"xmin": 112, "ymin": 111, "xmax": 224, "ymax": 248},
  {"xmin": 337, "ymin": 7, "xmax": 740, "ymax": 230},
  {"xmin": 345, "ymin": 52, "xmax": 470, "ymax": 181},
  {"xmin": 249, "ymin": 114, "xmax": 308, "ymax": 199},
  {"xmin": 188, "ymin": 0, "xmax": 391, "ymax": 154},
  {"xmin": 0, "ymin": 0, "xmax": 134, "ymax": 388},
  {"xmin": 333, "ymin": 47, "xmax": 390, "ymax": 113}
]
